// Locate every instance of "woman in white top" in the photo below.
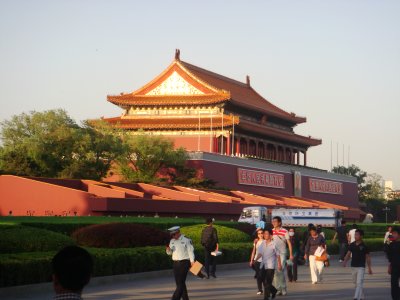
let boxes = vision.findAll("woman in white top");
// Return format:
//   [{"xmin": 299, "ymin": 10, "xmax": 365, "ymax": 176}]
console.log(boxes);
[
  {"xmin": 256, "ymin": 228, "xmax": 282, "ymax": 300},
  {"xmin": 384, "ymin": 226, "xmax": 393, "ymax": 244},
  {"xmin": 250, "ymin": 228, "xmax": 264, "ymax": 295}
]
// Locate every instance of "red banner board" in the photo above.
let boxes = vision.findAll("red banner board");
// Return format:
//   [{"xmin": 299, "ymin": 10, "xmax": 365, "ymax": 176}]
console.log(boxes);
[
  {"xmin": 309, "ymin": 178, "xmax": 343, "ymax": 195},
  {"xmin": 237, "ymin": 168, "xmax": 285, "ymax": 189}
]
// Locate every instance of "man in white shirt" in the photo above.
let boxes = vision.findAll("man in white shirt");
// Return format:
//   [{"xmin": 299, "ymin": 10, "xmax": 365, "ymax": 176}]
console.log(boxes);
[
  {"xmin": 348, "ymin": 224, "xmax": 358, "ymax": 244},
  {"xmin": 166, "ymin": 226, "xmax": 195, "ymax": 300},
  {"xmin": 272, "ymin": 216, "xmax": 293, "ymax": 296},
  {"xmin": 256, "ymin": 228, "xmax": 282, "ymax": 300}
]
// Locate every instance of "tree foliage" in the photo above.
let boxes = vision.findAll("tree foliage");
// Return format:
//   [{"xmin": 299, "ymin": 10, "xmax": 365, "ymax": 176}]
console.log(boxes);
[
  {"xmin": 0, "ymin": 110, "xmax": 124, "ymax": 180},
  {"xmin": 361, "ymin": 173, "xmax": 384, "ymax": 201},
  {"xmin": 0, "ymin": 110, "xmax": 216, "ymax": 186},
  {"xmin": 117, "ymin": 132, "xmax": 189, "ymax": 183},
  {"xmin": 332, "ymin": 164, "xmax": 386, "ymax": 202}
]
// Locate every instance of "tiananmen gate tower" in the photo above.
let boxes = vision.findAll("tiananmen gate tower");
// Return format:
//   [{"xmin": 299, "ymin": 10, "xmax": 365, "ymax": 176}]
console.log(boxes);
[{"xmin": 103, "ymin": 49, "xmax": 321, "ymax": 166}]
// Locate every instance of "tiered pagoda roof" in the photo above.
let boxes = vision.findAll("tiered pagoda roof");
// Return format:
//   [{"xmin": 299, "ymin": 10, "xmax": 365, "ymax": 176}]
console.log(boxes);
[{"xmin": 103, "ymin": 50, "xmax": 321, "ymax": 148}]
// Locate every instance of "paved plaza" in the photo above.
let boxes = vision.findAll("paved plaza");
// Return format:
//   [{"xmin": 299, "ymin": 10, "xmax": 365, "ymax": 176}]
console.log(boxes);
[{"xmin": 2, "ymin": 253, "xmax": 392, "ymax": 300}]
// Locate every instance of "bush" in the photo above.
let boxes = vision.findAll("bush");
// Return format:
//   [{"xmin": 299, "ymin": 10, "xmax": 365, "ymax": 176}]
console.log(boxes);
[
  {"xmin": 0, "ymin": 216, "xmax": 256, "ymax": 236},
  {"xmin": 180, "ymin": 224, "xmax": 251, "ymax": 245},
  {"xmin": 0, "ymin": 242, "xmax": 253, "ymax": 287},
  {"xmin": 72, "ymin": 223, "xmax": 170, "ymax": 248},
  {"xmin": 0, "ymin": 226, "xmax": 75, "ymax": 253},
  {"xmin": 326, "ymin": 238, "xmax": 385, "ymax": 255},
  {"xmin": 0, "ymin": 251, "xmax": 54, "ymax": 287}
]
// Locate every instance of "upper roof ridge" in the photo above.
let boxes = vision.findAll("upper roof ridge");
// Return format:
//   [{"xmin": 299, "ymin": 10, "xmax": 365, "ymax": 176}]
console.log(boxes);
[{"xmin": 180, "ymin": 60, "xmax": 249, "ymax": 88}]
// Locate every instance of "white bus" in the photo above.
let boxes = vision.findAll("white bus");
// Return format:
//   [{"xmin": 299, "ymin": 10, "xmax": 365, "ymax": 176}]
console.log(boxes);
[
  {"xmin": 271, "ymin": 208, "xmax": 342, "ymax": 228},
  {"xmin": 238, "ymin": 206, "xmax": 342, "ymax": 228}
]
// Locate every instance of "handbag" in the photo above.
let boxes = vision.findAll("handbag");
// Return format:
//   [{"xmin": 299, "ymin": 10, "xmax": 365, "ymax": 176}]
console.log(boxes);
[
  {"xmin": 314, "ymin": 245, "xmax": 328, "ymax": 262},
  {"xmin": 315, "ymin": 252, "xmax": 328, "ymax": 262}
]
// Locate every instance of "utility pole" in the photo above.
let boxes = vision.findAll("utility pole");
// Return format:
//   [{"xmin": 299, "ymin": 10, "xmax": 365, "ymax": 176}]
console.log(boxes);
[{"xmin": 383, "ymin": 206, "xmax": 391, "ymax": 224}]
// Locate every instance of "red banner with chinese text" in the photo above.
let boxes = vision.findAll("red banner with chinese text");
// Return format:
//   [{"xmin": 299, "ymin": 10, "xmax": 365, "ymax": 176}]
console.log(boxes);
[
  {"xmin": 237, "ymin": 168, "xmax": 285, "ymax": 189},
  {"xmin": 309, "ymin": 178, "xmax": 343, "ymax": 195}
]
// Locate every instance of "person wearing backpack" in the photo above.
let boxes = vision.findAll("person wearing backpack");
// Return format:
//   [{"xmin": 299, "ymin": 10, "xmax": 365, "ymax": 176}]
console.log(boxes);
[{"xmin": 201, "ymin": 217, "xmax": 219, "ymax": 278}]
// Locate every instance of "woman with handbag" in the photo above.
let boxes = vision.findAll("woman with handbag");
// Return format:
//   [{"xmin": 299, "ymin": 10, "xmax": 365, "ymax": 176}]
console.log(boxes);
[
  {"xmin": 249, "ymin": 228, "xmax": 265, "ymax": 295},
  {"xmin": 304, "ymin": 225, "xmax": 327, "ymax": 284}
]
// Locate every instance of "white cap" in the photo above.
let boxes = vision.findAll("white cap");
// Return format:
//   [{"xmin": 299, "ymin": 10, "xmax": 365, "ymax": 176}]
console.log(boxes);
[{"xmin": 168, "ymin": 226, "xmax": 180, "ymax": 234}]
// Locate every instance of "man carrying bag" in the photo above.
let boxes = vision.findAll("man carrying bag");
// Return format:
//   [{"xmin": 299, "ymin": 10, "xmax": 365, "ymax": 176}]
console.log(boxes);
[{"xmin": 201, "ymin": 217, "xmax": 219, "ymax": 279}]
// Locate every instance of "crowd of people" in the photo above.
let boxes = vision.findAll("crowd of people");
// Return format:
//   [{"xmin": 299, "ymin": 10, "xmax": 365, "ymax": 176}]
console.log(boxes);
[{"xmin": 49, "ymin": 219, "xmax": 400, "ymax": 300}]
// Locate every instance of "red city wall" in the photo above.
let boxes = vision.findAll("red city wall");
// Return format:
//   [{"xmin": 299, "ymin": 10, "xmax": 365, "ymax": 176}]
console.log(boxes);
[
  {"xmin": 188, "ymin": 159, "xmax": 359, "ymax": 209},
  {"xmin": 0, "ymin": 175, "xmax": 94, "ymax": 216}
]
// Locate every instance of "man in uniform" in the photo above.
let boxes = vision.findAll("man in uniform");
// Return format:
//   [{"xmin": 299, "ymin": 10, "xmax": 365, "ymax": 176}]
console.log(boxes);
[{"xmin": 166, "ymin": 226, "xmax": 195, "ymax": 300}]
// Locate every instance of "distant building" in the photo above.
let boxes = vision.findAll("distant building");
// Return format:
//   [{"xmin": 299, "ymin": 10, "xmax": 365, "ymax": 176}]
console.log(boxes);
[{"xmin": 383, "ymin": 180, "xmax": 394, "ymax": 200}]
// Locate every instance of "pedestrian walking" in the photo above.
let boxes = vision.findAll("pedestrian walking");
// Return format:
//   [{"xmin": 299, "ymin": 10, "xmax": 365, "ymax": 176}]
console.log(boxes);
[
  {"xmin": 271, "ymin": 216, "xmax": 293, "ymax": 296},
  {"xmin": 343, "ymin": 229, "xmax": 372, "ymax": 300},
  {"xmin": 317, "ymin": 225, "xmax": 325, "ymax": 239},
  {"xmin": 301, "ymin": 223, "xmax": 314, "ymax": 267},
  {"xmin": 287, "ymin": 228, "xmax": 300, "ymax": 282},
  {"xmin": 387, "ymin": 226, "xmax": 400, "ymax": 300},
  {"xmin": 200, "ymin": 217, "xmax": 219, "ymax": 278},
  {"xmin": 166, "ymin": 226, "xmax": 195, "ymax": 300},
  {"xmin": 250, "ymin": 228, "xmax": 264, "ymax": 295},
  {"xmin": 348, "ymin": 224, "xmax": 358, "ymax": 244},
  {"xmin": 304, "ymin": 225, "xmax": 326, "ymax": 284},
  {"xmin": 332, "ymin": 220, "xmax": 349, "ymax": 262},
  {"xmin": 255, "ymin": 228, "xmax": 282, "ymax": 300},
  {"xmin": 384, "ymin": 226, "xmax": 394, "ymax": 244}
]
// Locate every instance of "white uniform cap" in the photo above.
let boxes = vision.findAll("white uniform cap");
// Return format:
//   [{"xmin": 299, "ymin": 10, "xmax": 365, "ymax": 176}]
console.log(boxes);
[{"xmin": 168, "ymin": 226, "xmax": 180, "ymax": 234}]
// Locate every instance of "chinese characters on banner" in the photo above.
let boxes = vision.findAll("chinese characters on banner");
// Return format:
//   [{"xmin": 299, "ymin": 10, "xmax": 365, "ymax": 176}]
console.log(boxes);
[
  {"xmin": 309, "ymin": 178, "xmax": 343, "ymax": 195},
  {"xmin": 237, "ymin": 168, "xmax": 285, "ymax": 189}
]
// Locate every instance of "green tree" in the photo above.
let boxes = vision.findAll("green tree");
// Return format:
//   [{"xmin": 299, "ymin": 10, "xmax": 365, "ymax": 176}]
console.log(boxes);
[
  {"xmin": 59, "ymin": 121, "xmax": 125, "ymax": 180},
  {"xmin": 332, "ymin": 164, "xmax": 367, "ymax": 199},
  {"xmin": 118, "ymin": 132, "xmax": 189, "ymax": 183},
  {"xmin": 0, "ymin": 110, "xmax": 124, "ymax": 180},
  {"xmin": 361, "ymin": 173, "xmax": 384, "ymax": 200},
  {"xmin": 0, "ymin": 109, "xmax": 78, "ymax": 177}
]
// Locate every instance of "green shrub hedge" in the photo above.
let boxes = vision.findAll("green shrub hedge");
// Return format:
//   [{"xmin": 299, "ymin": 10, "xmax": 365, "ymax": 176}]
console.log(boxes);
[
  {"xmin": 326, "ymin": 238, "xmax": 385, "ymax": 255},
  {"xmin": 180, "ymin": 224, "xmax": 251, "ymax": 244},
  {"xmin": 72, "ymin": 223, "xmax": 170, "ymax": 248},
  {"xmin": 0, "ymin": 242, "xmax": 253, "ymax": 287},
  {"xmin": 0, "ymin": 216, "xmax": 252, "ymax": 235},
  {"xmin": 0, "ymin": 226, "xmax": 75, "ymax": 253}
]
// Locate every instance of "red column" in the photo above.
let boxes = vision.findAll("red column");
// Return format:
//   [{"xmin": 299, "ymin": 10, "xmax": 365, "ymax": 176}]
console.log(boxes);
[
  {"xmin": 226, "ymin": 133, "xmax": 230, "ymax": 155},
  {"xmin": 236, "ymin": 138, "xmax": 240, "ymax": 156}
]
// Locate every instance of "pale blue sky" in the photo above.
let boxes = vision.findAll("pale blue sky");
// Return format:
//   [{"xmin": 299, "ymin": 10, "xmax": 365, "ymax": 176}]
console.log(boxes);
[{"xmin": 1, "ymin": 0, "xmax": 399, "ymax": 188}]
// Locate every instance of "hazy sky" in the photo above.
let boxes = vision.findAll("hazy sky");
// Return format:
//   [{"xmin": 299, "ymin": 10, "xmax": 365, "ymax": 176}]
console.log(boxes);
[{"xmin": 1, "ymin": 1, "xmax": 399, "ymax": 188}]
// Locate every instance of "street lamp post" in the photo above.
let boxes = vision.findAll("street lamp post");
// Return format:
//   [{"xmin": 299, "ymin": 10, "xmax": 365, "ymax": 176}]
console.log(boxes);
[{"xmin": 383, "ymin": 206, "xmax": 391, "ymax": 224}]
